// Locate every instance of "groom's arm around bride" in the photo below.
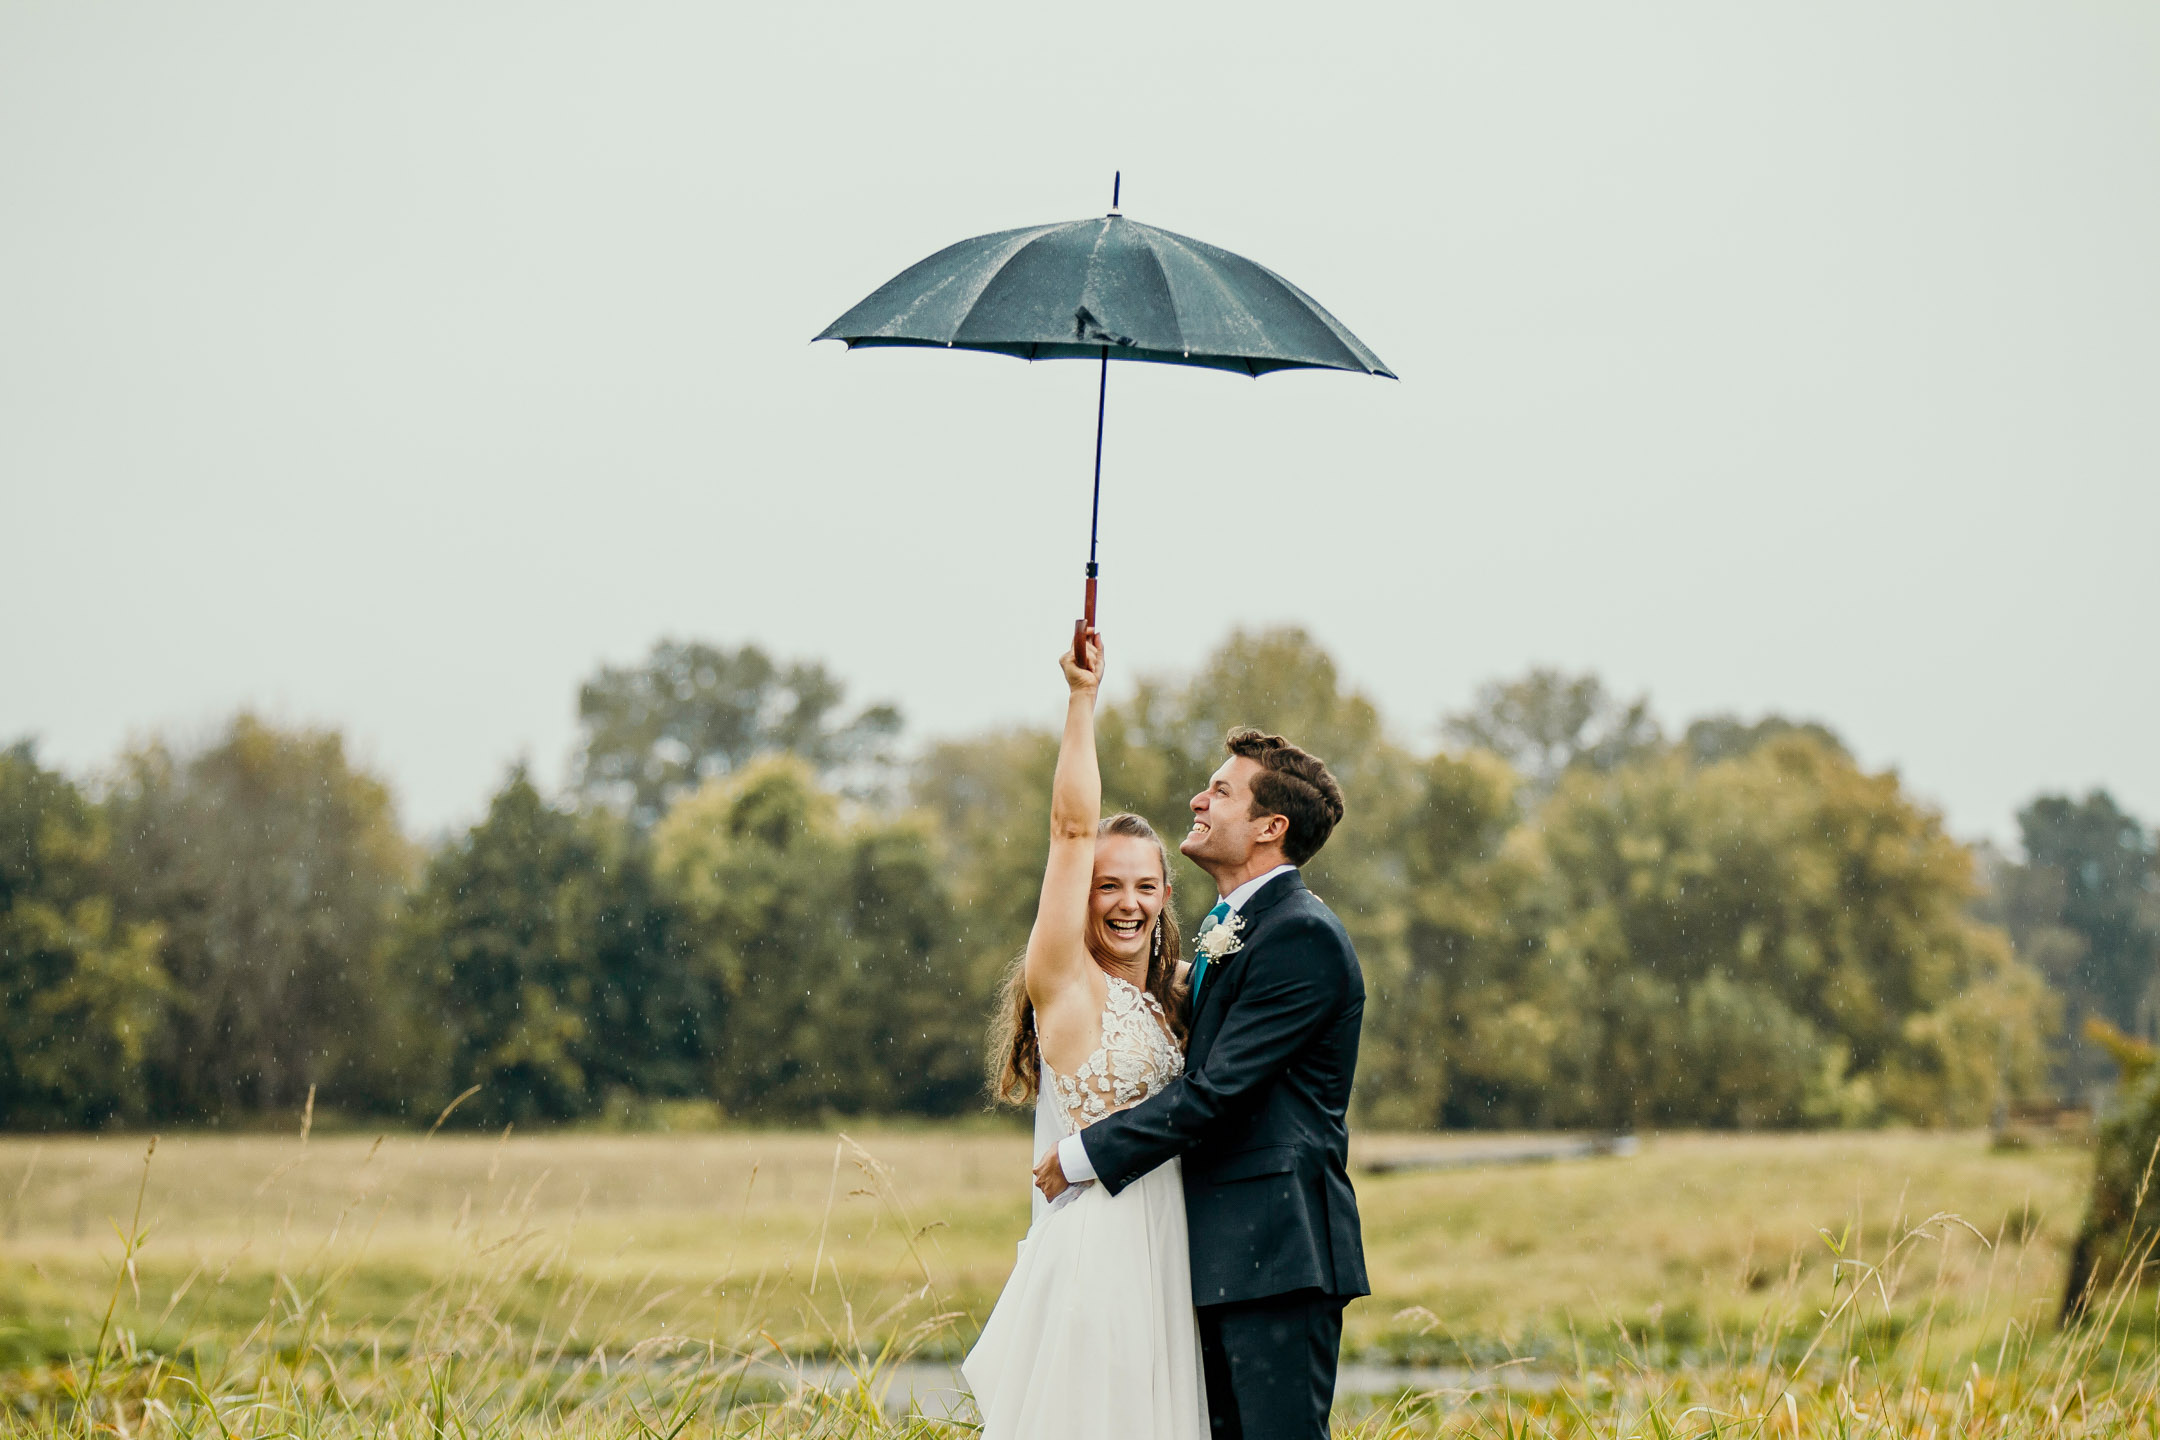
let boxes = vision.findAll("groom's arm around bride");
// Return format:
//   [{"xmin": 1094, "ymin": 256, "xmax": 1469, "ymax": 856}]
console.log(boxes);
[{"xmin": 1035, "ymin": 727, "xmax": 1368, "ymax": 1440}]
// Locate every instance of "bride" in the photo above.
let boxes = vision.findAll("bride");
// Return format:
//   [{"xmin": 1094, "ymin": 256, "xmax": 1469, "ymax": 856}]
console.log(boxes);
[{"xmin": 961, "ymin": 628, "xmax": 1208, "ymax": 1440}]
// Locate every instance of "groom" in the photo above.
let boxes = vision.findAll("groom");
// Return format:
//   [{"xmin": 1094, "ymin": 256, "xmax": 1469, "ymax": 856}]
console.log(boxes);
[{"xmin": 1035, "ymin": 726, "xmax": 1366, "ymax": 1440}]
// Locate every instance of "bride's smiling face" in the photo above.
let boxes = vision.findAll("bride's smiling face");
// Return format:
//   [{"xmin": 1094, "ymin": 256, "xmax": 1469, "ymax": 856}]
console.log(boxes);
[{"xmin": 1088, "ymin": 834, "xmax": 1169, "ymax": 967}]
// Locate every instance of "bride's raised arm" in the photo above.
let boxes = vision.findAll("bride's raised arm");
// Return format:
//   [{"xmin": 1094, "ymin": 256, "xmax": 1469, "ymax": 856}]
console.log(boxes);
[{"xmin": 1024, "ymin": 630, "xmax": 1104, "ymax": 1012}]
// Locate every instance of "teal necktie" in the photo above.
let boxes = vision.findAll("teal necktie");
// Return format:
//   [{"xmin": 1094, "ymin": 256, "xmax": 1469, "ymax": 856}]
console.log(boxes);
[{"xmin": 1190, "ymin": 900, "xmax": 1233, "ymax": 1007}]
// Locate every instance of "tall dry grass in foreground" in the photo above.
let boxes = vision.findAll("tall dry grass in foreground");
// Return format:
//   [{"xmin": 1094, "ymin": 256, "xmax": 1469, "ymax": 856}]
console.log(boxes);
[{"xmin": 0, "ymin": 1117, "xmax": 2151, "ymax": 1439}]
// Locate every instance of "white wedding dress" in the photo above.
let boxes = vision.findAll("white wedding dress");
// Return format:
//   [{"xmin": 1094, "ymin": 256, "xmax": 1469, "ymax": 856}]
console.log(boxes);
[{"xmin": 962, "ymin": 975, "xmax": 1208, "ymax": 1439}]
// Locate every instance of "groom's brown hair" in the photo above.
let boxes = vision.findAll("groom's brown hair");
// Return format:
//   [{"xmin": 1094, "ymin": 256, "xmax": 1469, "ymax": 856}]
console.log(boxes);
[{"xmin": 1224, "ymin": 727, "xmax": 1345, "ymax": 866}]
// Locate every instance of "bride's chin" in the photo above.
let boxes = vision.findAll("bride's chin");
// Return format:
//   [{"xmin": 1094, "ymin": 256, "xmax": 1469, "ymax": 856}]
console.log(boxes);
[{"xmin": 1094, "ymin": 936, "xmax": 1146, "ymax": 963}]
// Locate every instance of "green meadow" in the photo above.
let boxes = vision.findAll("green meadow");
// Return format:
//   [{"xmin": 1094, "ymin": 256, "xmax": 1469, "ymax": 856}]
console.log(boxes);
[{"xmin": 4, "ymin": 1125, "xmax": 2144, "ymax": 1439}]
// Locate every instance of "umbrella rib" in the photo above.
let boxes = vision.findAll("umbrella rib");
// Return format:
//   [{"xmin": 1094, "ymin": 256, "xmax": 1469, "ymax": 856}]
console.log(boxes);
[
  {"xmin": 1142, "ymin": 223, "xmax": 1385, "ymax": 375},
  {"xmin": 1239, "ymin": 259, "xmax": 1390, "ymax": 376},
  {"xmin": 1130, "ymin": 230, "xmax": 1188, "ymax": 358},
  {"xmin": 950, "ymin": 224, "xmax": 1076, "ymax": 345},
  {"xmin": 835, "ymin": 222, "xmax": 1064, "ymax": 344},
  {"xmin": 1143, "ymin": 226, "xmax": 1340, "ymax": 371},
  {"xmin": 1139, "ymin": 227, "xmax": 1267, "ymax": 360},
  {"xmin": 1231, "ymin": 258, "xmax": 1370, "ymax": 373}
]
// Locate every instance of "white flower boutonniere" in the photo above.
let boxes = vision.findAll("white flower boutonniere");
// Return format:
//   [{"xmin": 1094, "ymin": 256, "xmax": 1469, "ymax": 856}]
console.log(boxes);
[{"xmin": 1196, "ymin": 914, "xmax": 1246, "ymax": 963}]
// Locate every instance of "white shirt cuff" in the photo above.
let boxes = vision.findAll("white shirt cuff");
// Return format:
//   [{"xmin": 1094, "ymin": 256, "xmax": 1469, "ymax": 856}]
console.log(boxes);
[{"xmin": 1058, "ymin": 1132, "xmax": 1099, "ymax": 1184}]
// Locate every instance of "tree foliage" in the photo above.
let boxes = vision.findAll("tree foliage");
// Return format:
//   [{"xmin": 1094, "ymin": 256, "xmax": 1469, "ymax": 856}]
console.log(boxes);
[
  {"xmin": 1444, "ymin": 669, "xmax": 1661, "ymax": 794},
  {"xmin": 105, "ymin": 716, "xmax": 412, "ymax": 1122},
  {"xmin": 0, "ymin": 631, "xmax": 2109, "ymax": 1134},
  {"xmin": 918, "ymin": 636, "xmax": 2057, "ymax": 1131},
  {"xmin": 577, "ymin": 640, "xmax": 901, "ymax": 827},
  {"xmin": 393, "ymin": 768, "xmax": 704, "ymax": 1127},
  {"xmin": 654, "ymin": 757, "xmax": 977, "ymax": 1119},
  {"xmin": 2018, "ymin": 792, "xmax": 2160, "ymax": 1090},
  {"xmin": 0, "ymin": 743, "xmax": 167, "ymax": 1129},
  {"xmin": 1466, "ymin": 737, "xmax": 2052, "ymax": 1130},
  {"xmin": 912, "ymin": 729, "xmax": 1059, "ymax": 1004},
  {"xmin": 1680, "ymin": 713, "xmax": 1848, "ymax": 765}
]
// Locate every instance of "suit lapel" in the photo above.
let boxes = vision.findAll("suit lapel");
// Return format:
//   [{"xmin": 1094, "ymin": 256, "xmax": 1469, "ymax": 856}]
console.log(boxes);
[
  {"xmin": 1190, "ymin": 871, "xmax": 1306, "ymax": 1038},
  {"xmin": 1237, "ymin": 870, "xmax": 1306, "ymax": 927}
]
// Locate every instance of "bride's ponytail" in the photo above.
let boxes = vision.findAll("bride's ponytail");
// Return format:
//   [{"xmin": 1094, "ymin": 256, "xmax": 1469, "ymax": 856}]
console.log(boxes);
[{"xmin": 988, "ymin": 952, "xmax": 1041, "ymax": 1105}]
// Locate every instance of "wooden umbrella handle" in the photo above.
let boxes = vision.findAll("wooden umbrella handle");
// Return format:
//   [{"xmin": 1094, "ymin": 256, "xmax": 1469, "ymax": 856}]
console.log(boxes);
[{"xmin": 1072, "ymin": 572, "xmax": 1098, "ymax": 666}]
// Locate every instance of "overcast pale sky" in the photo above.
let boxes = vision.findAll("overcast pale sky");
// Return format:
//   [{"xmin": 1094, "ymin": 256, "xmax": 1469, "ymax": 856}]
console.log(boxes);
[{"xmin": 3, "ymin": 3, "xmax": 2155, "ymax": 844}]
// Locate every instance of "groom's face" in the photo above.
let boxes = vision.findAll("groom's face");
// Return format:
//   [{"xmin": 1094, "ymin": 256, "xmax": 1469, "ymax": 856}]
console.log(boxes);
[{"xmin": 1181, "ymin": 756, "xmax": 1276, "ymax": 870}]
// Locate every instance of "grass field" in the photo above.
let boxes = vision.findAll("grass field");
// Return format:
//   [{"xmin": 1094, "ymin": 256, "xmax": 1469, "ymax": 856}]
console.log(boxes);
[{"xmin": 0, "ymin": 1123, "xmax": 2144, "ymax": 1438}]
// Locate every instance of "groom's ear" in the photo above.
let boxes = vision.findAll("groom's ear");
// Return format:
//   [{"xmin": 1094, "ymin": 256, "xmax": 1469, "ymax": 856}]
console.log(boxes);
[{"xmin": 1254, "ymin": 810, "xmax": 1290, "ymax": 846}]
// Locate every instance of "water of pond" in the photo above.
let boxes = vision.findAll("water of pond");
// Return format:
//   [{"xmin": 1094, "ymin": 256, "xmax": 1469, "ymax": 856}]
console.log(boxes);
[{"xmin": 770, "ymin": 1361, "xmax": 1560, "ymax": 1419}]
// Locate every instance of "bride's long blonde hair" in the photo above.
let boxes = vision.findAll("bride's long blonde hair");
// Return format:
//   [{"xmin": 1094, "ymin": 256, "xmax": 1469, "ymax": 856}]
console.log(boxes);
[{"xmin": 987, "ymin": 813, "xmax": 1189, "ymax": 1106}]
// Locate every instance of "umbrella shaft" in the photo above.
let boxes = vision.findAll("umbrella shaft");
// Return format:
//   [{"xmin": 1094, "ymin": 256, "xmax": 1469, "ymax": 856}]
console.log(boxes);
[
  {"xmin": 1088, "ymin": 346, "xmax": 1107, "ymax": 566},
  {"xmin": 1076, "ymin": 346, "xmax": 1108, "ymax": 667}
]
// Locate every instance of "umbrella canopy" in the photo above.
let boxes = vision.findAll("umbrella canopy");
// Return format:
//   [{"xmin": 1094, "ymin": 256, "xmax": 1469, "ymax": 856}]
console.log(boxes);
[
  {"xmin": 816, "ymin": 191, "xmax": 1392, "ymax": 659},
  {"xmin": 816, "ymin": 213, "xmax": 1394, "ymax": 378}
]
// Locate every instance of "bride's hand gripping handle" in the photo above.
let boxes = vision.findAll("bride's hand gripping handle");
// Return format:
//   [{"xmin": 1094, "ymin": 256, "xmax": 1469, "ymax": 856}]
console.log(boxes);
[{"xmin": 1060, "ymin": 628, "xmax": 1103, "ymax": 697}]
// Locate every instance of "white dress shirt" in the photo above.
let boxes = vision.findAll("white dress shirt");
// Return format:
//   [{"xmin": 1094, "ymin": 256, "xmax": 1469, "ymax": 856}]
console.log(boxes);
[{"xmin": 1057, "ymin": 864, "xmax": 1299, "ymax": 1186}]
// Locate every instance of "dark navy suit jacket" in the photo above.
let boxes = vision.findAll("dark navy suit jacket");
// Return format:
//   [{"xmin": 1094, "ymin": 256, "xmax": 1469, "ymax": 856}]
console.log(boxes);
[{"xmin": 1078, "ymin": 870, "xmax": 1369, "ymax": 1306}]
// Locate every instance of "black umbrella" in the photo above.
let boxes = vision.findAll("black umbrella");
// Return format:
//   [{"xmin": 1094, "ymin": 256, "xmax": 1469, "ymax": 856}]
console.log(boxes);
[{"xmin": 817, "ymin": 177, "xmax": 1393, "ymax": 658}]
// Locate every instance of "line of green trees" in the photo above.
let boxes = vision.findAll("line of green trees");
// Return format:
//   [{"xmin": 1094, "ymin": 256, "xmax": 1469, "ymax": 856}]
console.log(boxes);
[{"xmin": 5, "ymin": 629, "xmax": 2154, "ymax": 1132}]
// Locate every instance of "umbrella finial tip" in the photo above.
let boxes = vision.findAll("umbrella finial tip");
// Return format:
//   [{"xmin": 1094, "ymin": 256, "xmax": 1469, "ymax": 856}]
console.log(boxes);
[{"xmin": 1112, "ymin": 170, "xmax": 1121, "ymax": 212}]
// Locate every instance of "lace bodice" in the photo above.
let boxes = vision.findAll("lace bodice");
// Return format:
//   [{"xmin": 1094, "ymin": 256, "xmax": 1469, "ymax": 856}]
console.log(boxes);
[{"xmin": 1042, "ymin": 976, "xmax": 1184, "ymax": 1137}]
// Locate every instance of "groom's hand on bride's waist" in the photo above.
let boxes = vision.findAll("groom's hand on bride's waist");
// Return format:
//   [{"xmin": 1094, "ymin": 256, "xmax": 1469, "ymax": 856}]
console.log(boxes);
[
  {"xmin": 1036, "ymin": 1132, "xmax": 1102, "ymax": 1201},
  {"xmin": 1033, "ymin": 1147, "xmax": 1073, "ymax": 1200}
]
